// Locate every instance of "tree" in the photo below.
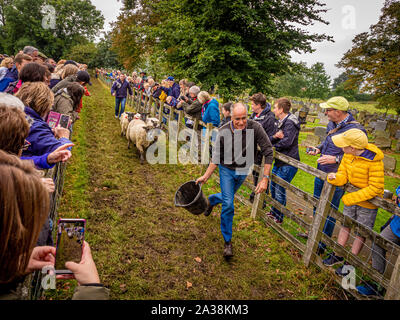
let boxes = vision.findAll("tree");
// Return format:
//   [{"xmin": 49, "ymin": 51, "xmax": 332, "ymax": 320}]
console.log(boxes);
[
  {"xmin": 66, "ymin": 42, "xmax": 98, "ymax": 68},
  {"xmin": 338, "ymin": 0, "xmax": 400, "ymax": 114},
  {"xmin": 96, "ymin": 33, "xmax": 123, "ymax": 69},
  {"xmin": 112, "ymin": 0, "xmax": 332, "ymax": 99},
  {"xmin": 272, "ymin": 62, "xmax": 331, "ymax": 100},
  {"xmin": 1, "ymin": 0, "xmax": 104, "ymax": 59}
]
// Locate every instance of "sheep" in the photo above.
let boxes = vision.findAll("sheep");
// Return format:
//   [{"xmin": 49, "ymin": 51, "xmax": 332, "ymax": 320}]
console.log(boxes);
[
  {"xmin": 146, "ymin": 117, "xmax": 160, "ymax": 128},
  {"xmin": 120, "ymin": 112, "xmax": 141, "ymax": 137},
  {"xmin": 126, "ymin": 118, "xmax": 159, "ymax": 165}
]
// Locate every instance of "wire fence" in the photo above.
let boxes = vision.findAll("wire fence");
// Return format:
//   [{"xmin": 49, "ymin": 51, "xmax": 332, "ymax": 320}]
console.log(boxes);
[{"xmin": 100, "ymin": 73, "xmax": 400, "ymax": 300}]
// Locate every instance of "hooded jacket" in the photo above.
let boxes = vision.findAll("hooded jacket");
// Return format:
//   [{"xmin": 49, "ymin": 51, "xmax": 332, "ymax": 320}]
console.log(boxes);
[
  {"xmin": 168, "ymin": 82, "xmax": 181, "ymax": 99},
  {"xmin": 270, "ymin": 113, "xmax": 300, "ymax": 167},
  {"xmin": 201, "ymin": 98, "xmax": 220, "ymax": 127},
  {"xmin": 317, "ymin": 113, "xmax": 366, "ymax": 173},
  {"xmin": 328, "ymin": 143, "xmax": 385, "ymax": 209},
  {"xmin": 53, "ymin": 88, "xmax": 78, "ymax": 123},
  {"xmin": 22, "ymin": 106, "xmax": 73, "ymax": 157},
  {"xmin": 249, "ymin": 103, "xmax": 276, "ymax": 141}
]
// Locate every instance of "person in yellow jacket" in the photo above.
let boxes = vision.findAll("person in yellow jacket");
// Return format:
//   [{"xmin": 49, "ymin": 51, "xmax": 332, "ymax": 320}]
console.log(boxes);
[{"xmin": 322, "ymin": 128, "xmax": 384, "ymax": 277}]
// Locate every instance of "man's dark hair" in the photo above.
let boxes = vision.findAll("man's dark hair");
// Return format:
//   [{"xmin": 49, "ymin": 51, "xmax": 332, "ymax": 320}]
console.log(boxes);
[
  {"xmin": 222, "ymin": 102, "xmax": 233, "ymax": 113},
  {"xmin": 249, "ymin": 93, "xmax": 267, "ymax": 109},
  {"xmin": 19, "ymin": 63, "xmax": 48, "ymax": 83},
  {"xmin": 66, "ymin": 83, "xmax": 85, "ymax": 109},
  {"xmin": 187, "ymin": 81, "xmax": 195, "ymax": 88},
  {"xmin": 274, "ymin": 98, "xmax": 292, "ymax": 114}
]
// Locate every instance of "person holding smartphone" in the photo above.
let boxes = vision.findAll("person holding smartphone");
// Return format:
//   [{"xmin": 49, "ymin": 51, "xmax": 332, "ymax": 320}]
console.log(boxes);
[
  {"xmin": 0, "ymin": 151, "xmax": 109, "ymax": 300},
  {"xmin": 306, "ymin": 96, "xmax": 366, "ymax": 256}
]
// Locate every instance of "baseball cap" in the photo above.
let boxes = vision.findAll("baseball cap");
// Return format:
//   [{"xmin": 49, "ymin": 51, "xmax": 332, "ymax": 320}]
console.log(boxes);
[
  {"xmin": 167, "ymin": 76, "xmax": 174, "ymax": 81},
  {"xmin": 77, "ymin": 70, "xmax": 92, "ymax": 85},
  {"xmin": 320, "ymin": 96, "xmax": 349, "ymax": 111},
  {"xmin": 64, "ymin": 60, "xmax": 78, "ymax": 67},
  {"xmin": 332, "ymin": 128, "xmax": 368, "ymax": 149}
]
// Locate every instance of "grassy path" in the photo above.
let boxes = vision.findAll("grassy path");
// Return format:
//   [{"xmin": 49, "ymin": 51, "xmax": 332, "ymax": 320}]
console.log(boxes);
[{"xmin": 54, "ymin": 79, "xmax": 344, "ymax": 300}]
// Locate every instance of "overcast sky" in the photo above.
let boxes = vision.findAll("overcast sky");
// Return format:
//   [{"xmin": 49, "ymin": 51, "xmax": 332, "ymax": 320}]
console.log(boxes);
[{"xmin": 92, "ymin": 0, "xmax": 385, "ymax": 81}]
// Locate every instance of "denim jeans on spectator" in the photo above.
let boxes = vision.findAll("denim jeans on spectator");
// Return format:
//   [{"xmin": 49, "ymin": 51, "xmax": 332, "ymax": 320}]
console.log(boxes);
[
  {"xmin": 208, "ymin": 165, "xmax": 248, "ymax": 243},
  {"xmin": 270, "ymin": 165, "xmax": 298, "ymax": 223},
  {"xmin": 115, "ymin": 97, "xmax": 127, "ymax": 118},
  {"xmin": 313, "ymin": 177, "xmax": 345, "ymax": 252}
]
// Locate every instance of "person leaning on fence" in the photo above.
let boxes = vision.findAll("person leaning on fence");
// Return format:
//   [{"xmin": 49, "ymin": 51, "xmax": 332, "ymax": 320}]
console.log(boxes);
[
  {"xmin": 267, "ymin": 98, "xmax": 300, "ymax": 224},
  {"xmin": 0, "ymin": 53, "xmax": 32, "ymax": 93},
  {"xmin": 111, "ymin": 73, "xmax": 133, "ymax": 119},
  {"xmin": 323, "ymin": 128, "xmax": 385, "ymax": 277},
  {"xmin": 53, "ymin": 82, "xmax": 85, "ymax": 124},
  {"xmin": 356, "ymin": 185, "xmax": 400, "ymax": 297},
  {"xmin": 0, "ymin": 151, "xmax": 109, "ymax": 300},
  {"xmin": 307, "ymin": 96, "xmax": 367, "ymax": 256},
  {"xmin": 15, "ymin": 82, "xmax": 73, "ymax": 158},
  {"xmin": 248, "ymin": 93, "xmax": 277, "ymax": 203},
  {"xmin": 196, "ymin": 103, "xmax": 273, "ymax": 258},
  {"xmin": 181, "ymin": 85, "xmax": 202, "ymax": 129},
  {"xmin": 0, "ymin": 94, "xmax": 72, "ymax": 171}
]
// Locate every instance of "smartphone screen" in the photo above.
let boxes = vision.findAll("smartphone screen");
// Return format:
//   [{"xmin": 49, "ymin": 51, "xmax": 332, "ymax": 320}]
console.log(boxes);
[
  {"xmin": 55, "ymin": 219, "xmax": 86, "ymax": 274},
  {"xmin": 59, "ymin": 115, "xmax": 71, "ymax": 129}
]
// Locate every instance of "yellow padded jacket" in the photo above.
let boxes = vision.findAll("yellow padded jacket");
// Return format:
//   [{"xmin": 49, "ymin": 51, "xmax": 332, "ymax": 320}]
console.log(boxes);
[{"xmin": 327, "ymin": 143, "xmax": 384, "ymax": 209}]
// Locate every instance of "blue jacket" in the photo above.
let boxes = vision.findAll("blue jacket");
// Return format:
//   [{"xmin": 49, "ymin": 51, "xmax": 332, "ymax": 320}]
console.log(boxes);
[
  {"xmin": 391, "ymin": 186, "xmax": 400, "ymax": 238},
  {"xmin": 202, "ymin": 98, "xmax": 220, "ymax": 127},
  {"xmin": 22, "ymin": 106, "xmax": 73, "ymax": 157},
  {"xmin": 111, "ymin": 79, "xmax": 133, "ymax": 98},
  {"xmin": 270, "ymin": 113, "xmax": 300, "ymax": 167},
  {"xmin": 168, "ymin": 82, "xmax": 181, "ymax": 100},
  {"xmin": 4, "ymin": 66, "xmax": 18, "ymax": 82},
  {"xmin": 21, "ymin": 154, "xmax": 55, "ymax": 170},
  {"xmin": 317, "ymin": 113, "xmax": 366, "ymax": 173}
]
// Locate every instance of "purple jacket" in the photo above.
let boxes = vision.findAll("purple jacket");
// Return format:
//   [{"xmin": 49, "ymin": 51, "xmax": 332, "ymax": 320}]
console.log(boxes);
[
  {"xmin": 168, "ymin": 82, "xmax": 181, "ymax": 99},
  {"xmin": 111, "ymin": 79, "xmax": 133, "ymax": 98},
  {"xmin": 22, "ymin": 106, "xmax": 73, "ymax": 158},
  {"xmin": 317, "ymin": 113, "xmax": 366, "ymax": 173}
]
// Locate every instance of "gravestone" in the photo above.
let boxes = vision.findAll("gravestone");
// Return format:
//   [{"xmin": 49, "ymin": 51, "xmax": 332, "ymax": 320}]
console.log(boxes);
[
  {"xmin": 369, "ymin": 122, "xmax": 377, "ymax": 130},
  {"xmin": 396, "ymin": 141, "xmax": 400, "ymax": 153},
  {"xmin": 306, "ymin": 115, "xmax": 316, "ymax": 123},
  {"xmin": 301, "ymin": 134, "xmax": 321, "ymax": 147},
  {"xmin": 375, "ymin": 120, "xmax": 388, "ymax": 131},
  {"xmin": 318, "ymin": 113, "xmax": 329, "ymax": 126},
  {"xmin": 298, "ymin": 107, "xmax": 309, "ymax": 125},
  {"xmin": 374, "ymin": 137, "xmax": 392, "ymax": 149},
  {"xmin": 314, "ymin": 126, "xmax": 327, "ymax": 141},
  {"xmin": 374, "ymin": 130, "xmax": 390, "ymax": 140},
  {"xmin": 383, "ymin": 155, "xmax": 397, "ymax": 172},
  {"xmin": 395, "ymin": 130, "xmax": 400, "ymax": 140}
]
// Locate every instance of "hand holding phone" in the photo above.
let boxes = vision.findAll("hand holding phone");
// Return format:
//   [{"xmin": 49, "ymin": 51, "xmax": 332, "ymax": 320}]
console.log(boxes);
[{"xmin": 55, "ymin": 219, "xmax": 86, "ymax": 275}]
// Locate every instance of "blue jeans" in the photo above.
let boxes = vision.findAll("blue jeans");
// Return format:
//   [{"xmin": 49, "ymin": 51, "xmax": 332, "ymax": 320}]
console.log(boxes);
[
  {"xmin": 313, "ymin": 177, "xmax": 345, "ymax": 251},
  {"xmin": 115, "ymin": 97, "xmax": 127, "ymax": 117},
  {"xmin": 208, "ymin": 165, "xmax": 248, "ymax": 243},
  {"xmin": 270, "ymin": 165, "xmax": 298, "ymax": 223}
]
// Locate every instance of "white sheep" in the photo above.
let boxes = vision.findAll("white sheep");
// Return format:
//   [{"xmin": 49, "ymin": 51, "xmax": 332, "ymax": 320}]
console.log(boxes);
[
  {"xmin": 126, "ymin": 118, "xmax": 158, "ymax": 164},
  {"xmin": 120, "ymin": 112, "xmax": 140, "ymax": 137}
]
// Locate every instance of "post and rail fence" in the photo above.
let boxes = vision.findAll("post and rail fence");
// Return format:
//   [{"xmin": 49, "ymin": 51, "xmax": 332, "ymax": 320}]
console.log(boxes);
[{"xmin": 100, "ymin": 73, "xmax": 400, "ymax": 300}]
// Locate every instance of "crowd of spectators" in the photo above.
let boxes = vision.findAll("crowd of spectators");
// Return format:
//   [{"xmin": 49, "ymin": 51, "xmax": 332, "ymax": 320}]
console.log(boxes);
[{"xmin": 0, "ymin": 47, "xmax": 108, "ymax": 300}]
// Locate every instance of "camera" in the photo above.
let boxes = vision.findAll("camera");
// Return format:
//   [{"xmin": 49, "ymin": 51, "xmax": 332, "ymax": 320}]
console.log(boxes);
[{"xmin": 306, "ymin": 147, "xmax": 316, "ymax": 153}]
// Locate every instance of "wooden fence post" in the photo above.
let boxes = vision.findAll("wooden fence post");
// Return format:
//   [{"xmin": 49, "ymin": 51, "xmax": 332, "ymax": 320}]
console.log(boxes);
[
  {"xmin": 250, "ymin": 157, "xmax": 266, "ymax": 220},
  {"xmin": 190, "ymin": 119, "xmax": 199, "ymax": 163},
  {"xmin": 303, "ymin": 180, "xmax": 335, "ymax": 267},
  {"xmin": 385, "ymin": 254, "xmax": 400, "ymax": 300}
]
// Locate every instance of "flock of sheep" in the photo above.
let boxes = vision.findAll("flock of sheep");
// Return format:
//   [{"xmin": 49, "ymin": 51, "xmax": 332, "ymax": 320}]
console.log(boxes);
[{"xmin": 119, "ymin": 112, "xmax": 161, "ymax": 164}]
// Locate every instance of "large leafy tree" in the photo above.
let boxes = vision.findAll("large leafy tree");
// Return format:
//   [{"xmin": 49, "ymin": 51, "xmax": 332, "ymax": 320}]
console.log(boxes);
[
  {"xmin": 1, "ymin": 0, "xmax": 104, "ymax": 59},
  {"xmin": 96, "ymin": 33, "xmax": 123, "ymax": 70},
  {"xmin": 338, "ymin": 0, "xmax": 400, "ymax": 114},
  {"xmin": 112, "ymin": 0, "xmax": 332, "ymax": 99},
  {"xmin": 272, "ymin": 62, "xmax": 331, "ymax": 100}
]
